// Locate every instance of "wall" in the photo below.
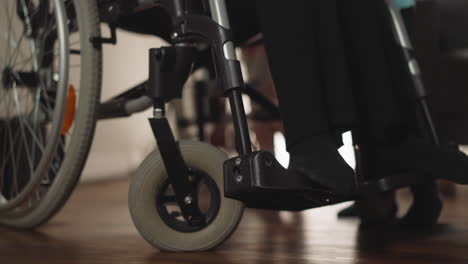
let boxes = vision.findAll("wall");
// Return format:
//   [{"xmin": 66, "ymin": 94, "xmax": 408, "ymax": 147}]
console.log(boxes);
[{"xmin": 80, "ymin": 29, "xmax": 167, "ymax": 182}]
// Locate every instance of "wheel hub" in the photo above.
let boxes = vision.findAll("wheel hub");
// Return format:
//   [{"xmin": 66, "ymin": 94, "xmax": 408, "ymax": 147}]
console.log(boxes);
[
  {"xmin": 1, "ymin": 67, "xmax": 39, "ymax": 89},
  {"xmin": 156, "ymin": 168, "xmax": 221, "ymax": 233},
  {"xmin": 2, "ymin": 67, "xmax": 13, "ymax": 89}
]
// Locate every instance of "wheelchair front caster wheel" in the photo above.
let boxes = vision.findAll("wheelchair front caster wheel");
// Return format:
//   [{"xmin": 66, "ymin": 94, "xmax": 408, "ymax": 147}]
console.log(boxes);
[{"xmin": 129, "ymin": 141, "xmax": 244, "ymax": 252}]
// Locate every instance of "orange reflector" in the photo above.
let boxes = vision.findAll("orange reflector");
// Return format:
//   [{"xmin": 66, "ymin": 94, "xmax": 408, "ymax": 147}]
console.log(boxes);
[{"xmin": 61, "ymin": 84, "xmax": 76, "ymax": 135}]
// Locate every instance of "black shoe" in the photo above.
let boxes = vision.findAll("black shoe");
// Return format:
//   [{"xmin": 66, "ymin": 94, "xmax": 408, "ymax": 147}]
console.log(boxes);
[
  {"xmin": 400, "ymin": 183, "xmax": 443, "ymax": 228},
  {"xmin": 287, "ymin": 135, "xmax": 357, "ymax": 196},
  {"xmin": 357, "ymin": 192, "xmax": 398, "ymax": 227}
]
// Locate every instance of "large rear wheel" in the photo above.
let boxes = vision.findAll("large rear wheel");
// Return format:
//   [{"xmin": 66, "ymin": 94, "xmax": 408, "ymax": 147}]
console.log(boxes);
[{"xmin": 0, "ymin": 0, "xmax": 101, "ymax": 228}]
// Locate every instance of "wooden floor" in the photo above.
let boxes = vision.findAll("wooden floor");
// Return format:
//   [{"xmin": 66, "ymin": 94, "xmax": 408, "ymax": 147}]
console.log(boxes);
[{"xmin": 1, "ymin": 179, "xmax": 468, "ymax": 264}]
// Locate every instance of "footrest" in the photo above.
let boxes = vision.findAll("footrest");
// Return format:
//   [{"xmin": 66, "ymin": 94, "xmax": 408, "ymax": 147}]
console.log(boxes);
[
  {"xmin": 230, "ymin": 189, "xmax": 348, "ymax": 211},
  {"xmin": 224, "ymin": 151, "xmax": 431, "ymax": 211},
  {"xmin": 359, "ymin": 172, "xmax": 429, "ymax": 194},
  {"xmin": 224, "ymin": 151, "xmax": 348, "ymax": 211}
]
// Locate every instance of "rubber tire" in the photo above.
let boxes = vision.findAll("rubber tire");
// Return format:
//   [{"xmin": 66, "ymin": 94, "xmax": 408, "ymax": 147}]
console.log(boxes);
[
  {"xmin": 129, "ymin": 140, "xmax": 244, "ymax": 252},
  {"xmin": 0, "ymin": 0, "xmax": 102, "ymax": 228}
]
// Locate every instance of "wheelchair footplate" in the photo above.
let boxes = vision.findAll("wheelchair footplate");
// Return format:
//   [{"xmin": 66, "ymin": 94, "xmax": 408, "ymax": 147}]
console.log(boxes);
[
  {"xmin": 224, "ymin": 151, "xmax": 349, "ymax": 211},
  {"xmin": 224, "ymin": 151, "xmax": 431, "ymax": 211}
]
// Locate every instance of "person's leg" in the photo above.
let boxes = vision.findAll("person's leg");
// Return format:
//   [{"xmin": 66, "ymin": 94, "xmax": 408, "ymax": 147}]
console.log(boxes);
[
  {"xmin": 330, "ymin": 1, "xmax": 416, "ymax": 222},
  {"xmin": 341, "ymin": 0, "xmax": 468, "ymax": 184},
  {"xmin": 337, "ymin": 2, "xmax": 434, "ymax": 222},
  {"xmin": 337, "ymin": 0, "xmax": 416, "ymax": 150},
  {"xmin": 255, "ymin": 0, "xmax": 356, "ymax": 195}
]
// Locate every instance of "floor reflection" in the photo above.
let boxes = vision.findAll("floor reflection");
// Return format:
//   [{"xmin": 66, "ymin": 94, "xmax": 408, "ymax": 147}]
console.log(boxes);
[{"xmin": 1, "ymin": 180, "xmax": 468, "ymax": 264}]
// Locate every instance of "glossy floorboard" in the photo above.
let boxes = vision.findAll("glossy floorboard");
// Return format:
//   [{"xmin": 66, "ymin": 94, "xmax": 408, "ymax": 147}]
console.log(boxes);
[{"xmin": 1, "ymin": 179, "xmax": 468, "ymax": 264}]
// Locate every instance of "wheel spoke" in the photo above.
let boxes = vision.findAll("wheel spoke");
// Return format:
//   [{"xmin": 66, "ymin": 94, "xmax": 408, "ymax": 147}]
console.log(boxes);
[
  {"xmin": 4, "ymin": 0, "xmax": 13, "ymax": 60},
  {"xmin": 0, "ymin": 128, "xmax": 8, "ymax": 181},
  {"xmin": 44, "ymin": 4, "xmax": 57, "ymax": 38},
  {"xmin": 13, "ymin": 39, "xmax": 81, "ymax": 68},
  {"xmin": 7, "ymin": 91, "xmax": 46, "ymax": 156},
  {"xmin": 7, "ymin": 29, "xmax": 27, "ymax": 67},
  {"xmin": 17, "ymin": 0, "xmax": 41, "ymax": 71},
  {"xmin": 16, "ymin": 116, "xmax": 46, "ymax": 153},
  {"xmin": 12, "ymin": 54, "xmax": 35, "ymax": 68},
  {"xmin": 4, "ymin": 119, "xmax": 20, "ymax": 197},
  {"xmin": 29, "ymin": 88, "xmax": 43, "ymax": 168},
  {"xmin": 3, "ymin": 90, "xmax": 18, "ymax": 196},
  {"xmin": 0, "ymin": 34, "xmax": 27, "ymax": 66},
  {"xmin": 12, "ymin": 82, "xmax": 36, "ymax": 177}
]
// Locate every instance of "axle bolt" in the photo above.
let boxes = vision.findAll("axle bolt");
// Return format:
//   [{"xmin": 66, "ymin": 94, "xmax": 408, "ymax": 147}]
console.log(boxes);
[
  {"xmin": 235, "ymin": 175, "xmax": 243, "ymax": 183},
  {"xmin": 184, "ymin": 196, "xmax": 193, "ymax": 205},
  {"xmin": 153, "ymin": 108, "xmax": 164, "ymax": 118}
]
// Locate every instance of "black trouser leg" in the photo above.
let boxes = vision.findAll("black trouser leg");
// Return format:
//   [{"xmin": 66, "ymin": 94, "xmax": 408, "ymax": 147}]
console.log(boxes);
[
  {"xmin": 255, "ymin": 0, "xmax": 356, "ymax": 195},
  {"xmin": 338, "ymin": 0, "xmax": 419, "ymax": 150},
  {"xmin": 255, "ymin": 0, "xmax": 329, "ymax": 151}
]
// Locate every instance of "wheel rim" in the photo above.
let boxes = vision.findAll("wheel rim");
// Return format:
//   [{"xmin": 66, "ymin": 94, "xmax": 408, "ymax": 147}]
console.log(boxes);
[
  {"xmin": 0, "ymin": 0, "xmax": 69, "ymax": 212},
  {"xmin": 156, "ymin": 168, "xmax": 221, "ymax": 233}
]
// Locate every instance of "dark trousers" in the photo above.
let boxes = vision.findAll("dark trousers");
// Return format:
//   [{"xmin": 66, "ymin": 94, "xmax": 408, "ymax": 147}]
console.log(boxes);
[{"xmin": 228, "ymin": 0, "xmax": 422, "ymax": 153}]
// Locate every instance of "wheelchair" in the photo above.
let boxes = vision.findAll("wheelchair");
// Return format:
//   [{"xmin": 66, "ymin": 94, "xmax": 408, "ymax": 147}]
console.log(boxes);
[
  {"xmin": 128, "ymin": 0, "xmax": 445, "ymax": 251},
  {"xmin": 0, "ymin": 0, "xmax": 451, "ymax": 252}
]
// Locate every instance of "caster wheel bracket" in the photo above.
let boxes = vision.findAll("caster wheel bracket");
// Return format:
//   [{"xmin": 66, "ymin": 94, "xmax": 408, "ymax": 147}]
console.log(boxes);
[{"xmin": 148, "ymin": 117, "xmax": 205, "ymax": 226}]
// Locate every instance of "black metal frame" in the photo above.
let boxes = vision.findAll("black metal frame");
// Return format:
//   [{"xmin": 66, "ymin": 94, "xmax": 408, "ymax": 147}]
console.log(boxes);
[
  {"xmin": 95, "ymin": 0, "xmax": 279, "ymax": 125},
  {"xmin": 142, "ymin": 0, "xmax": 254, "ymax": 221}
]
